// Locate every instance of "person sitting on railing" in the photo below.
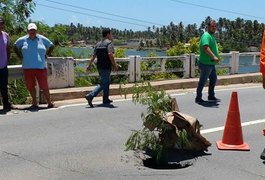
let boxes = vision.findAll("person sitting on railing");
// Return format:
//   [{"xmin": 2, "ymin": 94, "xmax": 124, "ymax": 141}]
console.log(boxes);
[{"xmin": 85, "ymin": 28, "xmax": 118, "ymax": 107}]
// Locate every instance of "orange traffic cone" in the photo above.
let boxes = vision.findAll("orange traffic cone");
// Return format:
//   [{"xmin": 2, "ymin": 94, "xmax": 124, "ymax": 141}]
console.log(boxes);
[{"xmin": 216, "ymin": 91, "xmax": 250, "ymax": 151}]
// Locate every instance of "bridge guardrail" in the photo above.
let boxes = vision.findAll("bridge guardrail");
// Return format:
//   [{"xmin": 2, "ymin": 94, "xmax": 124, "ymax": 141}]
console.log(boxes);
[{"xmin": 8, "ymin": 51, "xmax": 260, "ymax": 85}]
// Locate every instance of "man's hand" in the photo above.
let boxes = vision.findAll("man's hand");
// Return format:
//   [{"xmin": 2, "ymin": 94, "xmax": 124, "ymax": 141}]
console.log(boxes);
[
  {"xmin": 112, "ymin": 64, "xmax": 119, "ymax": 71},
  {"xmin": 86, "ymin": 65, "xmax": 92, "ymax": 72},
  {"xmin": 212, "ymin": 56, "xmax": 219, "ymax": 63}
]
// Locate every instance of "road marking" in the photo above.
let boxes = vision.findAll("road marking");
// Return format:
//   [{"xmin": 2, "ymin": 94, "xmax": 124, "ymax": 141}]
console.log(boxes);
[
  {"xmin": 170, "ymin": 84, "xmax": 261, "ymax": 97},
  {"xmin": 58, "ymin": 98, "xmax": 133, "ymax": 109},
  {"xmin": 59, "ymin": 84, "xmax": 261, "ymax": 109},
  {"xmin": 201, "ymin": 118, "xmax": 265, "ymax": 134}
]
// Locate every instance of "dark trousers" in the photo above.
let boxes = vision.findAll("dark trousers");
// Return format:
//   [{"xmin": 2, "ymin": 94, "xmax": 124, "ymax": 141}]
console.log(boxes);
[
  {"xmin": 0, "ymin": 67, "xmax": 10, "ymax": 108},
  {"xmin": 196, "ymin": 62, "xmax": 217, "ymax": 99}
]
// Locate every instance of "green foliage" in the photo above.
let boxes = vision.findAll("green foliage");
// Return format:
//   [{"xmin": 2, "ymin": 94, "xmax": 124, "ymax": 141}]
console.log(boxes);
[
  {"xmin": 188, "ymin": 37, "xmax": 200, "ymax": 53},
  {"xmin": 216, "ymin": 68, "xmax": 229, "ymax": 75},
  {"xmin": 50, "ymin": 25, "xmax": 69, "ymax": 46},
  {"xmin": 147, "ymin": 51, "xmax": 157, "ymax": 57},
  {"xmin": 112, "ymin": 48, "xmax": 129, "ymax": 84},
  {"xmin": 125, "ymin": 129, "xmax": 159, "ymax": 151},
  {"xmin": 75, "ymin": 77, "xmax": 94, "ymax": 87},
  {"xmin": 124, "ymin": 82, "xmax": 190, "ymax": 164},
  {"xmin": 217, "ymin": 43, "xmax": 223, "ymax": 53},
  {"xmin": 166, "ymin": 37, "xmax": 199, "ymax": 56},
  {"xmin": 131, "ymin": 82, "xmax": 172, "ymax": 111},
  {"xmin": 140, "ymin": 55, "xmax": 183, "ymax": 81},
  {"xmin": 115, "ymin": 48, "xmax": 126, "ymax": 58},
  {"xmin": 74, "ymin": 66, "xmax": 98, "ymax": 87},
  {"xmin": 111, "ymin": 75, "xmax": 128, "ymax": 84},
  {"xmin": 166, "ymin": 42, "xmax": 187, "ymax": 56},
  {"xmin": 124, "ymin": 82, "xmax": 172, "ymax": 164},
  {"xmin": 8, "ymin": 79, "xmax": 29, "ymax": 104},
  {"xmin": 52, "ymin": 47, "xmax": 75, "ymax": 57},
  {"xmin": 0, "ymin": 0, "xmax": 35, "ymax": 34}
]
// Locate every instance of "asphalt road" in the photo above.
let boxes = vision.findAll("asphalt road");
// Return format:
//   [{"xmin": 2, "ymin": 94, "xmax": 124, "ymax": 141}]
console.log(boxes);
[{"xmin": 0, "ymin": 84, "xmax": 265, "ymax": 180}]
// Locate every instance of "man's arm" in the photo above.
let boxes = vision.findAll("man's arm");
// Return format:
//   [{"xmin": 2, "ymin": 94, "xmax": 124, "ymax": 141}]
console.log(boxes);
[
  {"xmin": 203, "ymin": 45, "xmax": 219, "ymax": 63},
  {"xmin": 86, "ymin": 55, "xmax": 96, "ymax": 71},
  {"xmin": 13, "ymin": 46, "xmax": 23, "ymax": 60},
  {"xmin": 108, "ymin": 53, "xmax": 118, "ymax": 71},
  {"xmin": 46, "ymin": 45, "xmax": 54, "ymax": 57}
]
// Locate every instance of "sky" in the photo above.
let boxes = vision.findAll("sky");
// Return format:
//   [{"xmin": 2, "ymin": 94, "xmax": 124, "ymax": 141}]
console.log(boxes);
[{"xmin": 31, "ymin": 0, "xmax": 265, "ymax": 31}]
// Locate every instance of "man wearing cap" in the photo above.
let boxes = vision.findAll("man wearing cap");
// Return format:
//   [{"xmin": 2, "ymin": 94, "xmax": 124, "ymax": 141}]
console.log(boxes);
[
  {"xmin": 0, "ymin": 17, "xmax": 15, "ymax": 111},
  {"xmin": 14, "ymin": 22, "xmax": 55, "ymax": 109}
]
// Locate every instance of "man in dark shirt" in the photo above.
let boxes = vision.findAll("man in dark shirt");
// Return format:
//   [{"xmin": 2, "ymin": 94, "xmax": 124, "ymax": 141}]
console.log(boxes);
[{"xmin": 85, "ymin": 28, "xmax": 118, "ymax": 107}]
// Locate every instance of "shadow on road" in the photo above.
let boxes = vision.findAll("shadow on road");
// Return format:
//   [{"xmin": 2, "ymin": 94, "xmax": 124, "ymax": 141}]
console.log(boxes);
[
  {"xmin": 196, "ymin": 101, "xmax": 220, "ymax": 108},
  {"xmin": 86, "ymin": 104, "xmax": 118, "ymax": 109},
  {"xmin": 143, "ymin": 149, "xmax": 211, "ymax": 169},
  {"xmin": 0, "ymin": 105, "xmax": 57, "ymax": 115}
]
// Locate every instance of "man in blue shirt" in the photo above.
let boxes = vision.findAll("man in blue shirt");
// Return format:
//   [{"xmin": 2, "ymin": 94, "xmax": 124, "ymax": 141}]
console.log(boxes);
[{"xmin": 14, "ymin": 23, "xmax": 55, "ymax": 109}]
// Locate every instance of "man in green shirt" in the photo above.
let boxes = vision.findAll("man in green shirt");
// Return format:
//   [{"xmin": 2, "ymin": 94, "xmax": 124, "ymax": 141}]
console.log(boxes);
[{"xmin": 195, "ymin": 20, "xmax": 220, "ymax": 103}]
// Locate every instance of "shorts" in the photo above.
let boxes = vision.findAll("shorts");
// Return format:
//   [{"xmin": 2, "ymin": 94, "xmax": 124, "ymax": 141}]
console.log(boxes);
[{"xmin": 23, "ymin": 69, "xmax": 49, "ymax": 90}]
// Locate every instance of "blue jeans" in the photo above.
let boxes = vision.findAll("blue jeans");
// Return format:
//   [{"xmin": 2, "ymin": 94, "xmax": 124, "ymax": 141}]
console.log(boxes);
[
  {"xmin": 89, "ymin": 69, "xmax": 111, "ymax": 102},
  {"xmin": 196, "ymin": 63, "xmax": 217, "ymax": 99}
]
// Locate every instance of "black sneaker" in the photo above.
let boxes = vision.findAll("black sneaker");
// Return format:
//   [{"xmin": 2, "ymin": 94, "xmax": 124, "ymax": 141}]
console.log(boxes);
[
  {"xmin": 103, "ymin": 99, "xmax": 113, "ymax": 104},
  {"xmin": 208, "ymin": 96, "xmax": 221, "ymax": 102},
  {"xmin": 3, "ymin": 104, "xmax": 17, "ymax": 111},
  {"xmin": 28, "ymin": 104, "xmax": 39, "ymax": 110},
  {"xmin": 85, "ymin": 95, "xmax": 94, "ymax": 107},
  {"xmin": 195, "ymin": 98, "xmax": 206, "ymax": 103},
  {"xmin": 260, "ymin": 148, "xmax": 265, "ymax": 160}
]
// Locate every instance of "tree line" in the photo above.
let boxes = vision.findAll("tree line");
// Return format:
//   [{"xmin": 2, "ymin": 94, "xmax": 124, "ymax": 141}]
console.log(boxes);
[{"xmin": 66, "ymin": 16, "xmax": 264, "ymax": 53}]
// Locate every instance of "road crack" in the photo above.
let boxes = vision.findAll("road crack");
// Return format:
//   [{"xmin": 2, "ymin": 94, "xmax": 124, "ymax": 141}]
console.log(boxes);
[
  {"xmin": 1, "ymin": 151, "xmax": 86, "ymax": 175},
  {"xmin": 2, "ymin": 151, "xmax": 52, "ymax": 170}
]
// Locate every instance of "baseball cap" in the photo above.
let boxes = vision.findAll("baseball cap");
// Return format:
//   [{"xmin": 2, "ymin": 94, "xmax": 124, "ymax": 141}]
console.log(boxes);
[{"xmin": 27, "ymin": 23, "xmax": 37, "ymax": 30}]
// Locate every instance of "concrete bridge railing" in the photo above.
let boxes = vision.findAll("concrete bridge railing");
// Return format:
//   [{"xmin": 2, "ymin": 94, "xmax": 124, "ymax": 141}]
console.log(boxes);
[{"xmin": 7, "ymin": 51, "xmax": 260, "ymax": 89}]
